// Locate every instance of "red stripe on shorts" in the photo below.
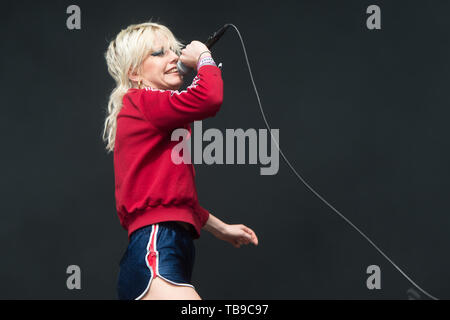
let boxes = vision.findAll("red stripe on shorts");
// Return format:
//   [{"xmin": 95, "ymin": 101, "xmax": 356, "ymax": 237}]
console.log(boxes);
[{"xmin": 147, "ymin": 224, "xmax": 158, "ymax": 277}]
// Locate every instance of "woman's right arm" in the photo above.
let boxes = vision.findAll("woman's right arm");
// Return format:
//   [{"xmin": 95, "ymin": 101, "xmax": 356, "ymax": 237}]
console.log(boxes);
[{"xmin": 127, "ymin": 42, "xmax": 223, "ymax": 131}]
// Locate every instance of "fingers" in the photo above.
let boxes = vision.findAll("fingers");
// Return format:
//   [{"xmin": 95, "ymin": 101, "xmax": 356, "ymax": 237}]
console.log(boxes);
[
  {"xmin": 231, "ymin": 226, "xmax": 259, "ymax": 248},
  {"xmin": 242, "ymin": 226, "xmax": 259, "ymax": 246},
  {"xmin": 179, "ymin": 49, "xmax": 186, "ymax": 64},
  {"xmin": 225, "ymin": 224, "xmax": 259, "ymax": 249},
  {"xmin": 231, "ymin": 236, "xmax": 248, "ymax": 248}
]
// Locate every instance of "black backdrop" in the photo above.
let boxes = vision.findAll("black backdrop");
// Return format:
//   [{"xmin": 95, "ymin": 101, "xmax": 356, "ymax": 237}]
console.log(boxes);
[{"xmin": 1, "ymin": 0, "xmax": 450, "ymax": 299}]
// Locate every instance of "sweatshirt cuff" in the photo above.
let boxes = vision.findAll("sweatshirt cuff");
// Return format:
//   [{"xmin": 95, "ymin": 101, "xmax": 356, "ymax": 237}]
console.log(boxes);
[
  {"xmin": 194, "ymin": 203, "xmax": 211, "ymax": 227},
  {"xmin": 197, "ymin": 64, "xmax": 220, "ymax": 73}
]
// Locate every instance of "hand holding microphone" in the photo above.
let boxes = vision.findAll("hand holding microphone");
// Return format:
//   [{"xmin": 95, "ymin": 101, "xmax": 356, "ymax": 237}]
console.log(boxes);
[
  {"xmin": 177, "ymin": 24, "xmax": 230, "ymax": 75},
  {"xmin": 178, "ymin": 41, "xmax": 211, "ymax": 73}
]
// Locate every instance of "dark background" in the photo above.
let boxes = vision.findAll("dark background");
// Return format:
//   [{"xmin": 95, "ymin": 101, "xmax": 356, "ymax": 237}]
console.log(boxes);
[{"xmin": 1, "ymin": 0, "xmax": 449, "ymax": 299}]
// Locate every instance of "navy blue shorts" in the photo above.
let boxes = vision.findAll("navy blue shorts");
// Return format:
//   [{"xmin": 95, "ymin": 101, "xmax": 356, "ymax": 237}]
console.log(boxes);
[{"xmin": 117, "ymin": 221, "xmax": 196, "ymax": 300}]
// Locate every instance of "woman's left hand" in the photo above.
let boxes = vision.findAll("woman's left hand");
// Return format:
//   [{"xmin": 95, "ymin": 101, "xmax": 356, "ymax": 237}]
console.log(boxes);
[{"xmin": 216, "ymin": 224, "xmax": 259, "ymax": 248}]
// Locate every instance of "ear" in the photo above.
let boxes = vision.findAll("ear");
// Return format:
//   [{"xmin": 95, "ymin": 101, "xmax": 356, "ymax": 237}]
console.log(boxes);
[{"xmin": 127, "ymin": 67, "xmax": 140, "ymax": 83}]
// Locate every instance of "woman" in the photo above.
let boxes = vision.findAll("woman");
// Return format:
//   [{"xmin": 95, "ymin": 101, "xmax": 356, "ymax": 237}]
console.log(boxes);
[{"xmin": 103, "ymin": 22, "xmax": 259, "ymax": 300}]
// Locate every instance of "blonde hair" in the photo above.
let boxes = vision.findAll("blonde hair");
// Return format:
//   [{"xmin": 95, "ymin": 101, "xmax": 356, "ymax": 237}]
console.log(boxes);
[{"xmin": 102, "ymin": 21, "xmax": 184, "ymax": 153}]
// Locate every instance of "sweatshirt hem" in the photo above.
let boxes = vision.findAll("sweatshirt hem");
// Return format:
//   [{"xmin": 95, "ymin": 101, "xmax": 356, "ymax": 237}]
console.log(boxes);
[{"xmin": 125, "ymin": 205, "xmax": 203, "ymax": 240}]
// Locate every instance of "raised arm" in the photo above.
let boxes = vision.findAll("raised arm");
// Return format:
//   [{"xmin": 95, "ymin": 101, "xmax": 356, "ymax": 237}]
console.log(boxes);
[{"xmin": 126, "ymin": 64, "xmax": 222, "ymax": 131}]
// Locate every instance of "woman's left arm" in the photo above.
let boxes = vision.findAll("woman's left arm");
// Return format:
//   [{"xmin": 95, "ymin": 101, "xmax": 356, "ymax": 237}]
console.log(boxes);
[{"xmin": 203, "ymin": 213, "xmax": 259, "ymax": 248}]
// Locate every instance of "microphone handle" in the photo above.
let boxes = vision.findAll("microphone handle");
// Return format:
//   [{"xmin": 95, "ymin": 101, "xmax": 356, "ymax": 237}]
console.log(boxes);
[{"xmin": 177, "ymin": 24, "xmax": 230, "ymax": 75}]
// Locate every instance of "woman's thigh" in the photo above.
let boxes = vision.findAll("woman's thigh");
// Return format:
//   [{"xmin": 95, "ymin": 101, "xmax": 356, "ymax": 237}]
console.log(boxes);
[{"xmin": 140, "ymin": 277, "xmax": 202, "ymax": 300}]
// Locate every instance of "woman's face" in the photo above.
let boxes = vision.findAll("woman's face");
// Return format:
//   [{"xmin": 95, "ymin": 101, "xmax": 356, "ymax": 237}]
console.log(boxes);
[{"xmin": 138, "ymin": 36, "xmax": 184, "ymax": 90}]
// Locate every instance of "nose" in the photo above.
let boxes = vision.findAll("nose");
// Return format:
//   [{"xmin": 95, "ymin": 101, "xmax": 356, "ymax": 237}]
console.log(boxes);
[{"xmin": 169, "ymin": 49, "xmax": 179, "ymax": 62}]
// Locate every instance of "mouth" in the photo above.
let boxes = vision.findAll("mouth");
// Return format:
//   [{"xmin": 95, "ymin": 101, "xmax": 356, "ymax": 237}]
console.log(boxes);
[{"xmin": 165, "ymin": 67, "xmax": 179, "ymax": 74}]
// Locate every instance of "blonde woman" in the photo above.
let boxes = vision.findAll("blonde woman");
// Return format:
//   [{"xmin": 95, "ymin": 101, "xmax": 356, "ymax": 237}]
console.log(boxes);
[{"xmin": 103, "ymin": 22, "xmax": 259, "ymax": 300}]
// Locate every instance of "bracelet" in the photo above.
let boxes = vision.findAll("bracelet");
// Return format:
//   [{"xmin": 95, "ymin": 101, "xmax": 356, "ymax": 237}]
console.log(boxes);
[
  {"xmin": 196, "ymin": 50, "xmax": 211, "ymax": 66},
  {"xmin": 197, "ymin": 56, "xmax": 217, "ymax": 70}
]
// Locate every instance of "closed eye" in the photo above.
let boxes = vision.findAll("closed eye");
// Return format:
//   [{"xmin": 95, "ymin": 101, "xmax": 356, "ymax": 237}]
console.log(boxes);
[{"xmin": 151, "ymin": 48, "xmax": 165, "ymax": 56}]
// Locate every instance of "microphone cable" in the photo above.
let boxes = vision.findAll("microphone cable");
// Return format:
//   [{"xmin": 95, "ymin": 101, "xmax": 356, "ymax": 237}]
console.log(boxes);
[{"xmin": 224, "ymin": 23, "xmax": 439, "ymax": 300}]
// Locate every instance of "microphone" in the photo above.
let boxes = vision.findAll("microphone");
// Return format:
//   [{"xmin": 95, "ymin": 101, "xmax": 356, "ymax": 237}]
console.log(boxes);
[
  {"xmin": 204, "ymin": 23, "xmax": 230, "ymax": 48},
  {"xmin": 177, "ymin": 24, "xmax": 231, "ymax": 75}
]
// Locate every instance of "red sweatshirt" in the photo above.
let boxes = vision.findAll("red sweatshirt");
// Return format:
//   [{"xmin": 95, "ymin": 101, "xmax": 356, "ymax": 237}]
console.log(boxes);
[{"xmin": 114, "ymin": 65, "xmax": 223, "ymax": 239}]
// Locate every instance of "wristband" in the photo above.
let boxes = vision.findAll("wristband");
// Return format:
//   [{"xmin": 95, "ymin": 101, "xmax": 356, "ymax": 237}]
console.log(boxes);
[
  {"xmin": 196, "ymin": 50, "xmax": 211, "ymax": 65},
  {"xmin": 197, "ymin": 56, "xmax": 217, "ymax": 70}
]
